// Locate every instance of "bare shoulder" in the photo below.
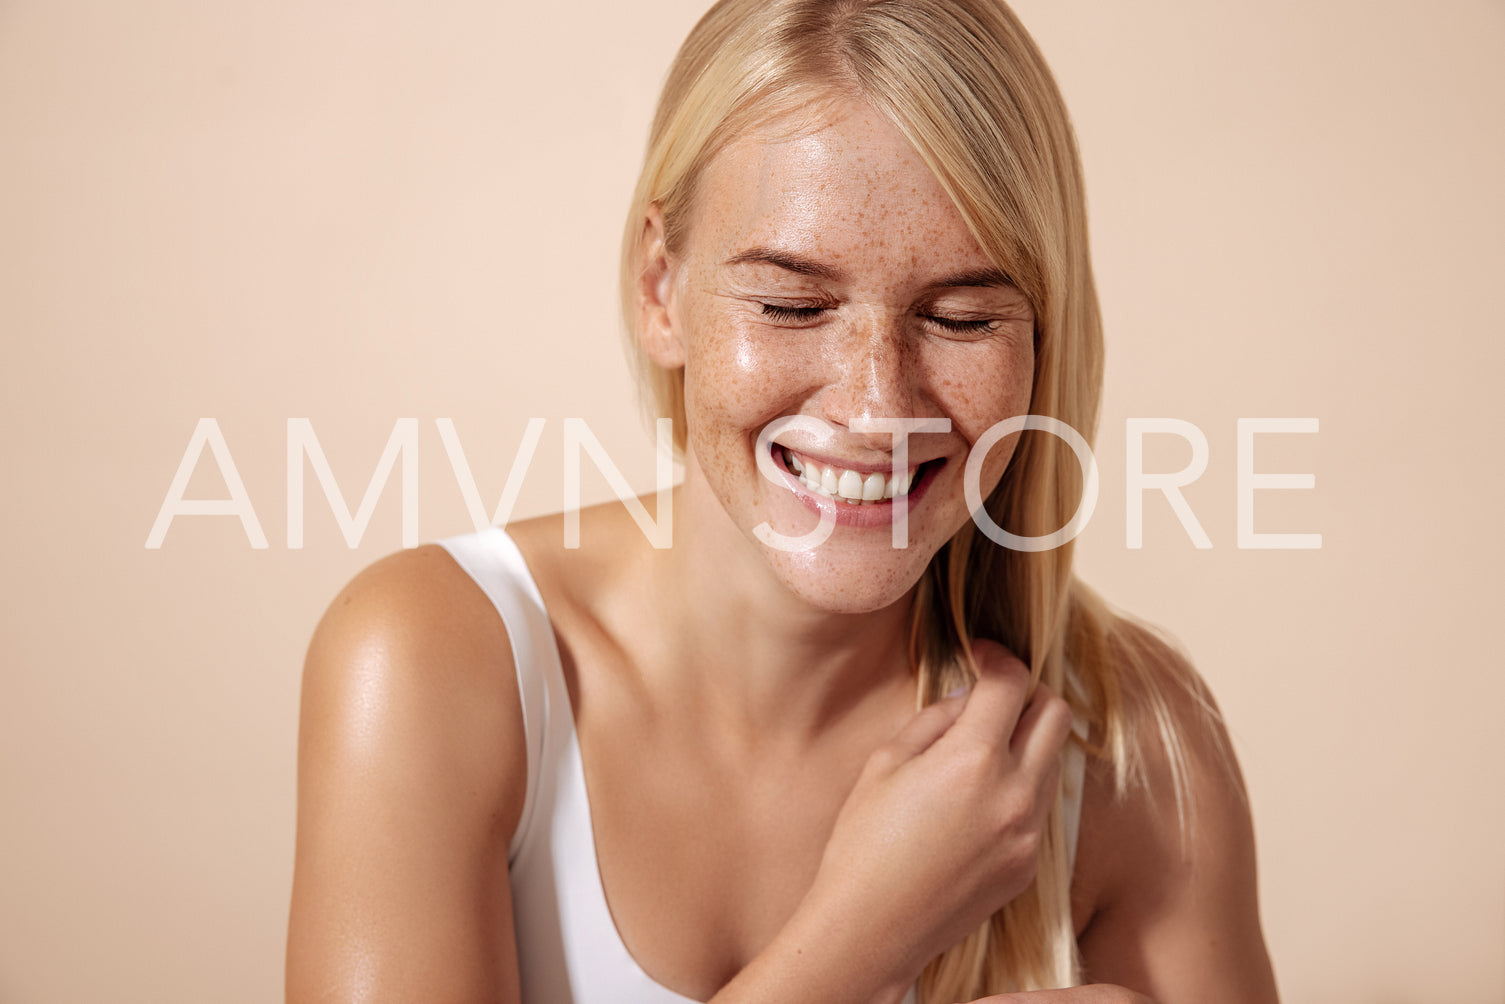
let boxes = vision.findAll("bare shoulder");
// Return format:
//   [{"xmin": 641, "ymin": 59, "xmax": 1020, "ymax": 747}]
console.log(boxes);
[
  {"xmin": 298, "ymin": 543, "xmax": 525, "ymax": 798},
  {"xmin": 1071, "ymin": 620, "xmax": 1279, "ymax": 1002},
  {"xmin": 1073, "ymin": 622, "xmax": 1244, "ymax": 891},
  {"xmin": 287, "ymin": 544, "xmax": 526, "ymax": 1002},
  {"xmin": 305, "ymin": 543, "xmax": 518, "ymax": 672}
]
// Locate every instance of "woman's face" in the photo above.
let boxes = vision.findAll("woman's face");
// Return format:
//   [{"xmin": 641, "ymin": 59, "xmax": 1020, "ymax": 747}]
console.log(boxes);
[{"xmin": 647, "ymin": 96, "xmax": 1036, "ymax": 613}]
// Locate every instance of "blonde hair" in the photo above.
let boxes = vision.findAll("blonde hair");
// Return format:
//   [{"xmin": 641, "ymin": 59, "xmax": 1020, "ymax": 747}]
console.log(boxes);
[{"xmin": 621, "ymin": 0, "xmax": 1215, "ymax": 996}]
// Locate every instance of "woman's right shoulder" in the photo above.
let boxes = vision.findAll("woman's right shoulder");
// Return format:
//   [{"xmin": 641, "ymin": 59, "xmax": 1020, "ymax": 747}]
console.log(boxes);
[
  {"xmin": 298, "ymin": 542, "xmax": 528, "ymax": 830},
  {"xmin": 289, "ymin": 545, "xmax": 529, "ymax": 999},
  {"xmin": 310, "ymin": 540, "xmax": 515, "ymax": 654}
]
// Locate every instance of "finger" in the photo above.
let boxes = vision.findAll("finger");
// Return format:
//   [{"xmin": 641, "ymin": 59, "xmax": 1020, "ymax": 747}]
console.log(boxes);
[
  {"xmin": 879, "ymin": 692, "xmax": 969, "ymax": 762},
  {"xmin": 947, "ymin": 640, "xmax": 1031, "ymax": 747},
  {"xmin": 1010, "ymin": 683, "xmax": 1075, "ymax": 776}
]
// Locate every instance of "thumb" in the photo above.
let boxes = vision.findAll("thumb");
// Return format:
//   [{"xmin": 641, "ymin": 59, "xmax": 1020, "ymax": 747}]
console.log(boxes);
[{"xmin": 878, "ymin": 690, "xmax": 970, "ymax": 763}]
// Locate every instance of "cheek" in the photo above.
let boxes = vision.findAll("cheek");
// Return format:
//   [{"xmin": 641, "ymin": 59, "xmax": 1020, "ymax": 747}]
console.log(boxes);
[
  {"xmin": 681, "ymin": 288, "xmax": 821, "ymax": 413},
  {"xmin": 679, "ymin": 309, "xmax": 810, "ymax": 462},
  {"xmin": 933, "ymin": 342, "xmax": 1035, "ymax": 488}
]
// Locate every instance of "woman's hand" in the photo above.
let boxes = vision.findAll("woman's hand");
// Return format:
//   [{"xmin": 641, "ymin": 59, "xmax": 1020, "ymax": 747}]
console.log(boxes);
[
  {"xmin": 799, "ymin": 639, "xmax": 1075, "ymax": 995},
  {"xmin": 709, "ymin": 640, "xmax": 1072, "ymax": 1004}
]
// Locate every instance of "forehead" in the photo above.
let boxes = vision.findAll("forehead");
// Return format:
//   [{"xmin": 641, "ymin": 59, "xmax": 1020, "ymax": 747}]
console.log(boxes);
[{"xmin": 686, "ymin": 99, "xmax": 992, "ymax": 273}]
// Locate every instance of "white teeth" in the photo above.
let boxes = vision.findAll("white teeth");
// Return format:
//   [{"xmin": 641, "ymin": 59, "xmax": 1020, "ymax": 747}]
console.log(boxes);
[{"xmin": 778, "ymin": 447, "xmax": 924, "ymax": 505}]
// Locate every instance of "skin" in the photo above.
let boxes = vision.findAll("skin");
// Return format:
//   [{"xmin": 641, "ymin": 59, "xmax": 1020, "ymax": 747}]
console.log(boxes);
[
  {"xmin": 648, "ymin": 97, "xmax": 1036, "ymax": 616},
  {"xmin": 286, "ymin": 98, "xmax": 1279, "ymax": 1003}
]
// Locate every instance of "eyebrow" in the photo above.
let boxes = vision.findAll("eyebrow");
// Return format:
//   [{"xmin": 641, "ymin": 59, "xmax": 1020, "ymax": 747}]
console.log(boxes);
[
  {"xmin": 723, "ymin": 247, "xmax": 845, "ymax": 281},
  {"xmin": 929, "ymin": 267, "xmax": 1016, "ymax": 290},
  {"xmin": 722, "ymin": 247, "xmax": 1015, "ymax": 290}
]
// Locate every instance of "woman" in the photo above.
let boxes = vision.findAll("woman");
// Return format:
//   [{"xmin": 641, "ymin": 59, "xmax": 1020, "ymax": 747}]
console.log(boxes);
[{"xmin": 286, "ymin": 1, "xmax": 1280, "ymax": 1001}]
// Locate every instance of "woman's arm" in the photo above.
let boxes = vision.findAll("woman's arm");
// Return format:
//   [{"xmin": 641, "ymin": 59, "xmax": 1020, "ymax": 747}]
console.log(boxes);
[
  {"xmin": 285, "ymin": 546, "xmax": 527, "ymax": 1004},
  {"xmin": 1064, "ymin": 636, "xmax": 1280, "ymax": 1003}
]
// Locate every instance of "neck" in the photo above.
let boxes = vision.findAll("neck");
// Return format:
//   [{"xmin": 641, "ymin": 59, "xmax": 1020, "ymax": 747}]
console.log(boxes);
[{"xmin": 633, "ymin": 471, "xmax": 918, "ymax": 751}]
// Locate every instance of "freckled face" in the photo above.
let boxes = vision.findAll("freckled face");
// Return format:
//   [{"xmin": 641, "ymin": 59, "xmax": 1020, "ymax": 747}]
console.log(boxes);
[{"xmin": 662, "ymin": 98, "xmax": 1035, "ymax": 613}]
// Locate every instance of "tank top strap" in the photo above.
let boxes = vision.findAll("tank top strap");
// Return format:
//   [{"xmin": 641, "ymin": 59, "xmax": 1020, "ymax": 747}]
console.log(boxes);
[
  {"xmin": 435, "ymin": 525, "xmax": 556, "ymax": 864},
  {"xmin": 434, "ymin": 526, "xmax": 1060, "ymax": 1003},
  {"xmin": 437, "ymin": 527, "xmax": 700, "ymax": 1001}
]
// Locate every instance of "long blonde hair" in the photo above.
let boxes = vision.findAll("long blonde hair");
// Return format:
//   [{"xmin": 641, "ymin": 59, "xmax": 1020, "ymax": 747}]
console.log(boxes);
[{"xmin": 621, "ymin": 0, "xmax": 1211, "ymax": 996}]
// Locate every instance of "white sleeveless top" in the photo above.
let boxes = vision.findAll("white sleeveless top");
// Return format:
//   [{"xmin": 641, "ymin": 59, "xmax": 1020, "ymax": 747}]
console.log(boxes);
[{"xmin": 438, "ymin": 527, "xmax": 1086, "ymax": 1003}]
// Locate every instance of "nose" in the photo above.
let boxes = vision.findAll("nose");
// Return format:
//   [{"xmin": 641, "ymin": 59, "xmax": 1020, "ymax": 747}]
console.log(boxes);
[{"xmin": 819, "ymin": 312, "xmax": 920, "ymax": 446}]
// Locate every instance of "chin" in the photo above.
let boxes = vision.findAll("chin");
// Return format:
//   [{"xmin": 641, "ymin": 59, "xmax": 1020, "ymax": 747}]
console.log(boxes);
[{"xmin": 760, "ymin": 538, "xmax": 936, "ymax": 615}]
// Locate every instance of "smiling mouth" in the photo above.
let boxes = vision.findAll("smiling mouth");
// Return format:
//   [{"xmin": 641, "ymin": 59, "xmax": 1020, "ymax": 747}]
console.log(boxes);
[{"xmin": 775, "ymin": 446, "xmax": 940, "ymax": 505}]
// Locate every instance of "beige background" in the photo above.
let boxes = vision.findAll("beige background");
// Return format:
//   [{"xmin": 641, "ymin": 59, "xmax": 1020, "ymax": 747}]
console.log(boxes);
[{"xmin": 2, "ymin": 1, "xmax": 1501, "ymax": 1002}]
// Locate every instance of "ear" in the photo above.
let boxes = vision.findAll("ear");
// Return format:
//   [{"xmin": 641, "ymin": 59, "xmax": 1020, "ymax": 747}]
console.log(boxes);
[{"xmin": 636, "ymin": 203, "xmax": 686, "ymax": 369}]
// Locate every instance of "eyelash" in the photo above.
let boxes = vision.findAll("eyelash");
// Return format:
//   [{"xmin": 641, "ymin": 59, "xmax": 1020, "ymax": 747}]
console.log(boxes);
[
  {"xmin": 761, "ymin": 304, "xmax": 826, "ymax": 323},
  {"xmin": 925, "ymin": 315, "xmax": 997, "ymax": 334},
  {"xmin": 759, "ymin": 303, "xmax": 996, "ymax": 334}
]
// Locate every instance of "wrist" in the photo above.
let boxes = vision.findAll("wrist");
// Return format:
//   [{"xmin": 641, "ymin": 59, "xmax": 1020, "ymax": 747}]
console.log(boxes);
[{"xmin": 781, "ymin": 880, "xmax": 918, "ymax": 1003}]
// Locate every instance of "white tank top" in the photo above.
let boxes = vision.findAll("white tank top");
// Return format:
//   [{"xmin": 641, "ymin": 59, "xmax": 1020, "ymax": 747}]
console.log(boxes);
[{"xmin": 438, "ymin": 527, "xmax": 1086, "ymax": 1003}]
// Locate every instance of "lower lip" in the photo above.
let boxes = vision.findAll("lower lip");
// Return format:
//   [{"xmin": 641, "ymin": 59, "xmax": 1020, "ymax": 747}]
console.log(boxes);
[{"xmin": 771, "ymin": 449, "xmax": 942, "ymax": 529}]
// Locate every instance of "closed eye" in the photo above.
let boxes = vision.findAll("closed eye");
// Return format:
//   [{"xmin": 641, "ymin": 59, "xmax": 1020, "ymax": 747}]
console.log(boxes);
[
  {"xmin": 923, "ymin": 315, "xmax": 998, "ymax": 335},
  {"xmin": 761, "ymin": 304, "xmax": 826, "ymax": 323},
  {"xmin": 760, "ymin": 304, "xmax": 1008, "ymax": 334}
]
